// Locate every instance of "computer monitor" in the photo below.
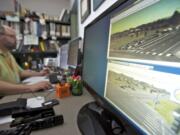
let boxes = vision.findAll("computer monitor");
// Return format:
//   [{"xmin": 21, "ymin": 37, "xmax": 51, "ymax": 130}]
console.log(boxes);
[
  {"xmin": 83, "ymin": 0, "xmax": 180, "ymax": 135},
  {"xmin": 68, "ymin": 38, "xmax": 82, "ymax": 68},
  {"xmin": 60, "ymin": 44, "xmax": 69, "ymax": 69}
]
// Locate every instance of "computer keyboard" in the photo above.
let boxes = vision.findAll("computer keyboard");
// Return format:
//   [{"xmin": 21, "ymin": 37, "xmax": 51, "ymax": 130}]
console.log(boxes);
[
  {"xmin": 0, "ymin": 98, "xmax": 27, "ymax": 117},
  {"xmin": 0, "ymin": 124, "xmax": 31, "ymax": 135}
]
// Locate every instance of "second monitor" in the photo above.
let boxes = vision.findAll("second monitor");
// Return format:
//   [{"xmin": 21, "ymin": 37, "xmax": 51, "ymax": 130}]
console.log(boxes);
[{"xmin": 67, "ymin": 37, "xmax": 82, "ymax": 68}]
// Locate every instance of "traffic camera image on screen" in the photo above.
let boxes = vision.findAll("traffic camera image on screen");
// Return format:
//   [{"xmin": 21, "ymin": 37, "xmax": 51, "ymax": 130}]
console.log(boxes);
[
  {"xmin": 105, "ymin": 0, "xmax": 180, "ymax": 135},
  {"xmin": 108, "ymin": 0, "xmax": 180, "ymax": 63}
]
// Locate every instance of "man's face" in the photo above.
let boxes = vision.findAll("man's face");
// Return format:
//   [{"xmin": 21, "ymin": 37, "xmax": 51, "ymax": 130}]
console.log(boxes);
[{"xmin": 0, "ymin": 26, "xmax": 17, "ymax": 50}]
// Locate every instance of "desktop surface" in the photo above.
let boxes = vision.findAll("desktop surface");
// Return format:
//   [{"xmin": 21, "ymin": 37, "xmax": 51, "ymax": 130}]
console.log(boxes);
[{"xmin": 0, "ymin": 88, "xmax": 94, "ymax": 135}]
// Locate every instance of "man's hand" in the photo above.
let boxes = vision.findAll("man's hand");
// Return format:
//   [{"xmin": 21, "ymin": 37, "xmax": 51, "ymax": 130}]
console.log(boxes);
[{"xmin": 28, "ymin": 81, "xmax": 52, "ymax": 92}]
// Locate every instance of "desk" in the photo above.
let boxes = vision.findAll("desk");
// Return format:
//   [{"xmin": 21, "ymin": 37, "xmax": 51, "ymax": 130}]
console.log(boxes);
[{"xmin": 0, "ymin": 88, "xmax": 95, "ymax": 135}]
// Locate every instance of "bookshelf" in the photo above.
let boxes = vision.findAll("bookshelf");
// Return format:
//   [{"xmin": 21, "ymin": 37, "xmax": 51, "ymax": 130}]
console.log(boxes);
[
  {"xmin": 12, "ymin": 51, "xmax": 58, "ymax": 58},
  {"xmin": 0, "ymin": 12, "xmax": 71, "ymax": 69}
]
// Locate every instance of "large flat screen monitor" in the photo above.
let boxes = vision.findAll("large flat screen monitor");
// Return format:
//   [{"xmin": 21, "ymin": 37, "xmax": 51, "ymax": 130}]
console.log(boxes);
[
  {"xmin": 105, "ymin": 0, "xmax": 180, "ymax": 135},
  {"xmin": 83, "ymin": 0, "xmax": 180, "ymax": 135}
]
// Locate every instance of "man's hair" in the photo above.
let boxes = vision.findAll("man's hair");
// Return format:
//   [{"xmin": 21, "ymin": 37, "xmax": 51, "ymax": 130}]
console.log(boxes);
[{"xmin": 0, "ymin": 25, "xmax": 5, "ymax": 35}]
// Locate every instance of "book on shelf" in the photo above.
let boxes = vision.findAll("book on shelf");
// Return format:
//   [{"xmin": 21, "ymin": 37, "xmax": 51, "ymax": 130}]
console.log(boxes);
[
  {"xmin": 61, "ymin": 25, "xmax": 70, "ymax": 37},
  {"xmin": 30, "ymin": 21, "xmax": 38, "ymax": 35},
  {"xmin": 23, "ymin": 21, "xmax": 30, "ymax": 34},
  {"xmin": 23, "ymin": 35, "xmax": 39, "ymax": 45},
  {"xmin": 39, "ymin": 40, "xmax": 46, "ymax": 52},
  {"xmin": 16, "ymin": 38, "xmax": 22, "ymax": 50},
  {"xmin": 55, "ymin": 24, "xmax": 61, "ymax": 37},
  {"xmin": 39, "ymin": 23, "xmax": 48, "ymax": 39},
  {"xmin": 46, "ymin": 40, "xmax": 59, "ymax": 52},
  {"xmin": 5, "ymin": 15, "xmax": 19, "ymax": 22},
  {"xmin": 50, "ymin": 22, "xmax": 56, "ymax": 36},
  {"xmin": 17, "ymin": 40, "xmax": 23, "ymax": 52}
]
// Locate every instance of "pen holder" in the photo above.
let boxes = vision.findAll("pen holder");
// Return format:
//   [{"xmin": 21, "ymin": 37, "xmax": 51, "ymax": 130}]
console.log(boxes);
[
  {"xmin": 71, "ymin": 81, "xmax": 83, "ymax": 96},
  {"xmin": 67, "ymin": 76, "xmax": 83, "ymax": 96},
  {"xmin": 55, "ymin": 83, "xmax": 71, "ymax": 98}
]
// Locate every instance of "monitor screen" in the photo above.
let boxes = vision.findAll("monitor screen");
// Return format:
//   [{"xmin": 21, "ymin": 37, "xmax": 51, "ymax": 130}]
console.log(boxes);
[
  {"xmin": 60, "ymin": 44, "xmax": 69, "ymax": 69},
  {"xmin": 67, "ymin": 38, "xmax": 81, "ymax": 67},
  {"xmin": 105, "ymin": 0, "xmax": 180, "ymax": 135}
]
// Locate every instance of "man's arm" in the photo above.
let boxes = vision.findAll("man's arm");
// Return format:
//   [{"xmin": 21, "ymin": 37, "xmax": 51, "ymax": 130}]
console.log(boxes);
[
  {"xmin": 0, "ymin": 80, "xmax": 52, "ymax": 95},
  {"xmin": 20, "ymin": 70, "xmax": 43, "ymax": 79},
  {"xmin": 19, "ymin": 69, "xmax": 50, "ymax": 79}
]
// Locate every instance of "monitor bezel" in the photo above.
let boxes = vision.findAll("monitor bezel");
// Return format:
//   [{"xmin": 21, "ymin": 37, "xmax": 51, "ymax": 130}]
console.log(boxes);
[{"xmin": 67, "ymin": 37, "xmax": 82, "ymax": 68}]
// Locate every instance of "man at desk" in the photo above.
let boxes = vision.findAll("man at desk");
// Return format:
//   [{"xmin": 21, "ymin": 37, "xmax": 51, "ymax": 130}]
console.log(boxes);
[{"xmin": 0, "ymin": 25, "xmax": 52, "ymax": 96}]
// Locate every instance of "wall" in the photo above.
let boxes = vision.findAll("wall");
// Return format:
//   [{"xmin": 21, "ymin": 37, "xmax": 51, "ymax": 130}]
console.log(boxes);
[
  {"xmin": 0, "ymin": 0, "xmax": 14, "ymax": 12},
  {"xmin": 78, "ymin": 0, "xmax": 119, "ymax": 38},
  {"xmin": 70, "ymin": 0, "xmax": 78, "ymax": 39},
  {"xmin": 0, "ymin": 0, "xmax": 71, "ymax": 16},
  {"xmin": 70, "ymin": 0, "xmax": 76, "ymax": 9}
]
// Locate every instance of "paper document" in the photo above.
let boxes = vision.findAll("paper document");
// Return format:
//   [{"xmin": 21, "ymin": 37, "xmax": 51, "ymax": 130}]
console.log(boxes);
[
  {"xmin": 23, "ymin": 76, "xmax": 49, "ymax": 85},
  {"xmin": 0, "ymin": 116, "xmax": 14, "ymax": 124},
  {"xmin": 27, "ymin": 96, "xmax": 45, "ymax": 108}
]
